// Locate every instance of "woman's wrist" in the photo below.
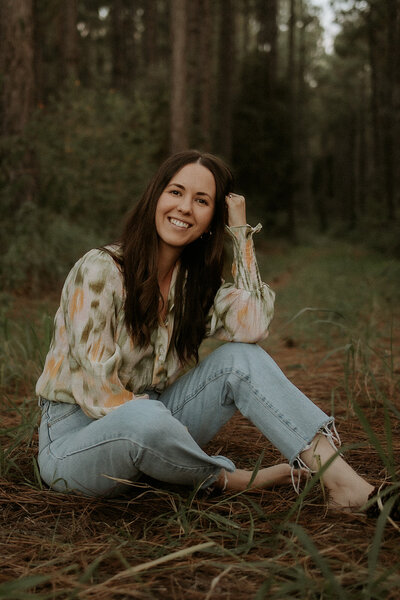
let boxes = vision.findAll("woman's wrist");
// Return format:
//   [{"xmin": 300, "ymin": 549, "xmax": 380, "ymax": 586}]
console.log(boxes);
[{"xmin": 225, "ymin": 193, "xmax": 247, "ymax": 227}]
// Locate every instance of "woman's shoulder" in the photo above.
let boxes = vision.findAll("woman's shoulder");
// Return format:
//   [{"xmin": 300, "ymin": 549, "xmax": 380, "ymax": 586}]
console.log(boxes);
[
  {"xmin": 66, "ymin": 245, "xmax": 123, "ymax": 289},
  {"xmin": 78, "ymin": 244, "xmax": 121, "ymax": 268}
]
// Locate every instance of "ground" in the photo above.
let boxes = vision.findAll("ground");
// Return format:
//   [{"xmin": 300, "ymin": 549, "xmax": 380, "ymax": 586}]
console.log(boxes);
[{"xmin": 0, "ymin": 239, "xmax": 399, "ymax": 599}]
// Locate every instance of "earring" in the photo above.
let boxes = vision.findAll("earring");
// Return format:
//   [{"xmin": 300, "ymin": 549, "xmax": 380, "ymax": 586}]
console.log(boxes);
[{"xmin": 200, "ymin": 231, "xmax": 213, "ymax": 240}]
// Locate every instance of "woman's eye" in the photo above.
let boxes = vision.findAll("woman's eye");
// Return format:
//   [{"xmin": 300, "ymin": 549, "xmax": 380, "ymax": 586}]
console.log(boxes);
[
  {"xmin": 196, "ymin": 197, "xmax": 208, "ymax": 205},
  {"xmin": 170, "ymin": 189, "xmax": 180, "ymax": 196}
]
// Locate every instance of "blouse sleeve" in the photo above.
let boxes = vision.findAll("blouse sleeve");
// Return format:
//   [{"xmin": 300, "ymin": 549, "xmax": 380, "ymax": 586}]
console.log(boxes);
[
  {"xmin": 62, "ymin": 249, "xmax": 138, "ymax": 419},
  {"xmin": 206, "ymin": 224, "xmax": 275, "ymax": 343}
]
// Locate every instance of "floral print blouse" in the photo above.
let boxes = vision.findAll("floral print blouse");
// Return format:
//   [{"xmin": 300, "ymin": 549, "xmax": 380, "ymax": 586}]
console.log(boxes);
[{"xmin": 36, "ymin": 225, "xmax": 275, "ymax": 419}]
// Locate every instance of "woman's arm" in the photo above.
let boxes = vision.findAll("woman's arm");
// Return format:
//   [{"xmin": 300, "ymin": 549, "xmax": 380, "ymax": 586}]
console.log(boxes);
[
  {"xmin": 206, "ymin": 194, "xmax": 275, "ymax": 342},
  {"xmin": 62, "ymin": 250, "xmax": 146, "ymax": 418}
]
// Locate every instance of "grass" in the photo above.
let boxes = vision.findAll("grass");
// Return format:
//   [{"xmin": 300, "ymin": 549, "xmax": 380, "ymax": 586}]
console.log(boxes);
[{"xmin": 0, "ymin": 238, "xmax": 399, "ymax": 599}]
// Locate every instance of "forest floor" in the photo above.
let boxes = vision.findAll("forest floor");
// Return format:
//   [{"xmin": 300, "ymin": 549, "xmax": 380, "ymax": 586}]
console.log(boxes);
[{"xmin": 1, "ymin": 238, "xmax": 399, "ymax": 599}]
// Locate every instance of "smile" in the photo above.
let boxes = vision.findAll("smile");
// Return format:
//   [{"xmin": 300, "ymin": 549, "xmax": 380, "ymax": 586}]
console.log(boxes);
[{"xmin": 168, "ymin": 217, "xmax": 191, "ymax": 229}]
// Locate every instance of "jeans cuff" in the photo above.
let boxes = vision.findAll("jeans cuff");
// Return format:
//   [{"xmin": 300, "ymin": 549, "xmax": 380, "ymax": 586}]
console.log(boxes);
[
  {"xmin": 290, "ymin": 418, "xmax": 341, "ymax": 494},
  {"xmin": 199, "ymin": 455, "xmax": 236, "ymax": 491}
]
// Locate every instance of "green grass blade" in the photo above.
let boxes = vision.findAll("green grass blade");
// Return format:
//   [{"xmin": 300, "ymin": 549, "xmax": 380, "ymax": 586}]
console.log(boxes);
[{"xmin": 286, "ymin": 524, "xmax": 348, "ymax": 600}]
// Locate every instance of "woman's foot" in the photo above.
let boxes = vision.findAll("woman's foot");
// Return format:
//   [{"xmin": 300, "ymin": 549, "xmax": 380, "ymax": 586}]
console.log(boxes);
[
  {"xmin": 300, "ymin": 433, "xmax": 374, "ymax": 512},
  {"xmin": 215, "ymin": 464, "xmax": 308, "ymax": 492},
  {"xmin": 327, "ymin": 481, "xmax": 375, "ymax": 512}
]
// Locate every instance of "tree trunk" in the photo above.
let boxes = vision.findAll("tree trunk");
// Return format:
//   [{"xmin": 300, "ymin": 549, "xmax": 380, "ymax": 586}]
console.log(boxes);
[
  {"xmin": 347, "ymin": 115, "xmax": 357, "ymax": 229},
  {"xmin": 381, "ymin": 0, "xmax": 397, "ymax": 221},
  {"xmin": 111, "ymin": 0, "xmax": 135, "ymax": 91},
  {"xmin": 0, "ymin": 0, "xmax": 36, "ymax": 211},
  {"xmin": 143, "ymin": 0, "xmax": 157, "ymax": 67},
  {"xmin": 1, "ymin": 0, "xmax": 35, "ymax": 135},
  {"xmin": 199, "ymin": 0, "xmax": 213, "ymax": 151},
  {"xmin": 286, "ymin": 0, "xmax": 297, "ymax": 239},
  {"xmin": 215, "ymin": 0, "xmax": 235, "ymax": 161},
  {"xmin": 61, "ymin": 0, "xmax": 78, "ymax": 83},
  {"xmin": 111, "ymin": 0, "xmax": 125, "ymax": 90},
  {"xmin": 312, "ymin": 156, "xmax": 329, "ymax": 233},
  {"xmin": 257, "ymin": 0, "xmax": 278, "ymax": 94},
  {"xmin": 296, "ymin": 1, "xmax": 313, "ymax": 217},
  {"xmin": 188, "ymin": 0, "xmax": 213, "ymax": 150},
  {"xmin": 241, "ymin": 0, "xmax": 252, "ymax": 57},
  {"xmin": 357, "ymin": 72, "xmax": 367, "ymax": 217},
  {"xmin": 170, "ymin": 0, "xmax": 188, "ymax": 153},
  {"xmin": 186, "ymin": 0, "xmax": 201, "ymax": 145},
  {"xmin": 366, "ymin": 4, "xmax": 385, "ymax": 217}
]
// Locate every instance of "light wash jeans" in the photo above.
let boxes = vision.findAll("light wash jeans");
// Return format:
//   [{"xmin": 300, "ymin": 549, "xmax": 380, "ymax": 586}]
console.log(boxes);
[{"xmin": 38, "ymin": 343, "xmax": 333, "ymax": 497}]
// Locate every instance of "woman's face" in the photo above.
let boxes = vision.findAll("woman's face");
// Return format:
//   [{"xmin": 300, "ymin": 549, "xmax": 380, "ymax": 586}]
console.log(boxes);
[{"xmin": 155, "ymin": 163, "xmax": 216, "ymax": 258}]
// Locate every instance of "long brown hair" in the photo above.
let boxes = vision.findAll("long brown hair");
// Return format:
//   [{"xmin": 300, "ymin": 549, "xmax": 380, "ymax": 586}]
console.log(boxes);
[{"xmin": 111, "ymin": 150, "xmax": 234, "ymax": 364}]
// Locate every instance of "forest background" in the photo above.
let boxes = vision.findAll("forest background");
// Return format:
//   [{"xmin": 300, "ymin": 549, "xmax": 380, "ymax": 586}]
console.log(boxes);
[
  {"xmin": 1, "ymin": 0, "xmax": 400, "ymax": 294},
  {"xmin": 1, "ymin": 2, "xmax": 400, "ymax": 597}
]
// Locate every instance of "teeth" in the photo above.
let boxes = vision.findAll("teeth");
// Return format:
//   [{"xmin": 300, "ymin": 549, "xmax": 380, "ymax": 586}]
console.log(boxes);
[{"xmin": 170, "ymin": 218, "xmax": 189, "ymax": 229}]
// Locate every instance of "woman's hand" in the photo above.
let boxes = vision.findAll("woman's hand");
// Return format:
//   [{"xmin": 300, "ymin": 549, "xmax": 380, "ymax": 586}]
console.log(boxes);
[{"xmin": 225, "ymin": 193, "xmax": 247, "ymax": 227}]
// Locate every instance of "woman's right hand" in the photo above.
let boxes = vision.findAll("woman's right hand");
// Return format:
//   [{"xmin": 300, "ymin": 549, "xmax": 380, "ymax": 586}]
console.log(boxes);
[{"xmin": 225, "ymin": 193, "xmax": 247, "ymax": 227}]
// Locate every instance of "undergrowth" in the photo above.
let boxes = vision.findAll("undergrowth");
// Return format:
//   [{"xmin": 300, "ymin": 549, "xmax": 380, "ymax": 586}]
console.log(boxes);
[{"xmin": 0, "ymin": 239, "xmax": 399, "ymax": 599}]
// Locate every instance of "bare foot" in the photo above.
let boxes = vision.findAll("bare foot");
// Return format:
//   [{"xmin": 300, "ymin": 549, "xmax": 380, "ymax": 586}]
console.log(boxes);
[
  {"xmin": 300, "ymin": 433, "xmax": 374, "ymax": 512},
  {"xmin": 327, "ymin": 482, "xmax": 375, "ymax": 512},
  {"xmin": 216, "ymin": 464, "xmax": 308, "ymax": 492}
]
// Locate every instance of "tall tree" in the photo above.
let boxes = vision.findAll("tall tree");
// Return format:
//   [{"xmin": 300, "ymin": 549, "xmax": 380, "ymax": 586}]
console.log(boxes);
[
  {"xmin": 143, "ymin": 0, "xmax": 157, "ymax": 67},
  {"xmin": 60, "ymin": 0, "xmax": 78, "ymax": 83},
  {"xmin": 256, "ymin": 0, "xmax": 278, "ymax": 94},
  {"xmin": 187, "ymin": 0, "xmax": 214, "ymax": 150},
  {"xmin": 198, "ymin": 0, "xmax": 213, "ymax": 151},
  {"xmin": 1, "ymin": 0, "xmax": 35, "ymax": 135},
  {"xmin": 286, "ymin": 0, "xmax": 297, "ymax": 239},
  {"xmin": 215, "ymin": 0, "xmax": 235, "ymax": 161},
  {"xmin": 111, "ymin": 0, "xmax": 136, "ymax": 91},
  {"xmin": 170, "ymin": 0, "xmax": 188, "ymax": 152},
  {"xmin": 295, "ymin": 1, "xmax": 315, "ymax": 216},
  {"xmin": 366, "ymin": 6, "xmax": 384, "ymax": 204},
  {"xmin": 381, "ymin": 0, "xmax": 397, "ymax": 221}
]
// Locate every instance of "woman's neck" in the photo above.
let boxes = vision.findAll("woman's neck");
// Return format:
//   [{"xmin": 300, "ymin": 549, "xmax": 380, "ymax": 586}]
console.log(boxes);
[
  {"xmin": 157, "ymin": 244, "xmax": 181, "ymax": 283},
  {"xmin": 157, "ymin": 245, "xmax": 181, "ymax": 321}
]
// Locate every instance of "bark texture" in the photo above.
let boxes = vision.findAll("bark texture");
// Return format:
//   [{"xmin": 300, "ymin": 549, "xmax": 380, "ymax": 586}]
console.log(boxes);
[
  {"xmin": 1, "ymin": 0, "xmax": 35, "ymax": 135},
  {"xmin": 170, "ymin": 0, "xmax": 188, "ymax": 153}
]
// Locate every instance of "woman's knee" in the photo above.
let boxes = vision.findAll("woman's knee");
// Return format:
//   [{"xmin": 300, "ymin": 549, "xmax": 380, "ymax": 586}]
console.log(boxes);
[
  {"xmin": 107, "ymin": 399, "xmax": 185, "ymax": 445},
  {"xmin": 207, "ymin": 343, "xmax": 286, "ymax": 390},
  {"xmin": 211, "ymin": 342, "xmax": 268, "ymax": 369}
]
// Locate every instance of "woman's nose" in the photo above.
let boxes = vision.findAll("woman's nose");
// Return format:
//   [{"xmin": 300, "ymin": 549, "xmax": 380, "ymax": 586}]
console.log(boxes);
[{"xmin": 177, "ymin": 194, "xmax": 192, "ymax": 214}]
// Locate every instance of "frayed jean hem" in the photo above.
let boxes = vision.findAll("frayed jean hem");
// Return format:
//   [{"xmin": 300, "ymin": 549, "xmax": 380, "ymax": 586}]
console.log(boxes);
[{"xmin": 290, "ymin": 418, "xmax": 341, "ymax": 494}]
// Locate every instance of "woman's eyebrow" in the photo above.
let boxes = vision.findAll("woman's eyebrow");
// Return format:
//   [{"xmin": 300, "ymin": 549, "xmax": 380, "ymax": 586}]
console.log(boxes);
[
  {"xmin": 168, "ymin": 182, "xmax": 185, "ymax": 190},
  {"xmin": 167, "ymin": 183, "xmax": 212, "ymax": 199}
]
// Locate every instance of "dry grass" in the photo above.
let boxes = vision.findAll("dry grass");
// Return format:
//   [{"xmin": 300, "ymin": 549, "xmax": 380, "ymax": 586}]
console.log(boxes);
[{"xmin": 1, "ymin": 241, "xmax": 399, "ymax": 599}]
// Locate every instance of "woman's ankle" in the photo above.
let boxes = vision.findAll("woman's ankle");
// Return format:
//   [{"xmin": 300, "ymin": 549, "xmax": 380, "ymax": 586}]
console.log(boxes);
[{"xmin": 300, "ymin": 434, "xmax": 374, "ymax": 510}]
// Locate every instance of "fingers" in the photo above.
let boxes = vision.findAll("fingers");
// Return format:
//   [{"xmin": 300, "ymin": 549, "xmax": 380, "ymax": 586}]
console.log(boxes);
[
  {"xmin": 225, "ymin": 192, "xmax": 245, "ymax": 205},
  {"xmin": 225, "ymin": 192, "xmax": 247, "ymax": 227}
]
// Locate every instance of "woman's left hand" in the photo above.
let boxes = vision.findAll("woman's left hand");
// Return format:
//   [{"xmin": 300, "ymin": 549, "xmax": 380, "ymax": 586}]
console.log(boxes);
[{"xmin": 225, "ymin": 193, "xmax": 247, "ymax": 227}]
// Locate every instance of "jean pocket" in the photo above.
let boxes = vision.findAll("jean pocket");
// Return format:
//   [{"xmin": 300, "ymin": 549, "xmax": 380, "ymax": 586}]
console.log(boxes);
[{"xmin": 46, "ymin": 401, "xmax": 81, "ymax": 428}]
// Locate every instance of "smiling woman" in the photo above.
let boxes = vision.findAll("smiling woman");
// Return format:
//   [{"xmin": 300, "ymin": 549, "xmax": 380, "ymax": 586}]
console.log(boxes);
[
  {"xmin": 35, "ymin": 149, "xmax": 396, "ymax": 522},
  {"xmin": 155, "ymin": 163, "xmax": 216, "ymax": 260}
]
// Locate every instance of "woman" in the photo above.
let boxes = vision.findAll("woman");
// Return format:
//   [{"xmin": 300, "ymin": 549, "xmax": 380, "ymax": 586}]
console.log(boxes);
[{"xmin": 36, "ymin": 150, "xmax": 384, "ymax": 513}]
